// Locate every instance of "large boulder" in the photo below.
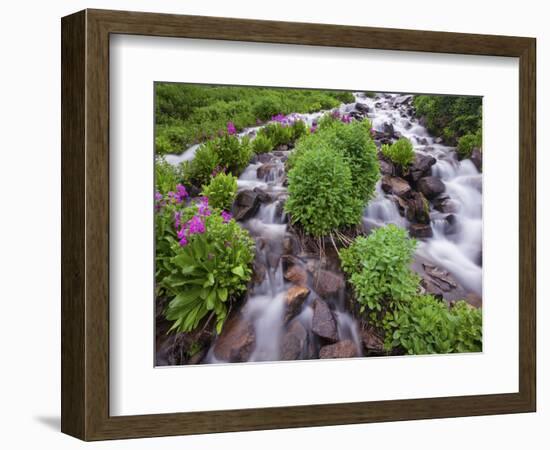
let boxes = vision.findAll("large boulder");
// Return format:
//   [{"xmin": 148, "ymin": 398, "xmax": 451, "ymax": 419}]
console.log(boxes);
[
  {"xmin": 381, "ymin": 175, "xmax": 411, "ymax": 198},
  {"xmin": 280, "ymin": 320, "xmax": 308, "ymax": 360},
  {"xmin": 213, "ymin": 314, "xmax": 255, "ymax": 362},
  {"xmin": 232, "ymin": 190, "xmax": 260, "ymax": 221},
  {"xmin": 411, "ymin": 256, "xmax": 470, "ymax": 302},
  {"xmin": 379, "ymin": 159, "xmax": 395, "ymax": 176},
  {"xmin": 417, "ymin": 176, "xmax": 445, "ymax": 199},
  {"xmin": 311, "ymin": 298, "xmax": 338, "ymax": 342},
  {"xmin": 319, "ymin": 340, "xmax": 358, "ymax": 359},
  {"xmin": 355, "ymin": 102, "xmax": 370, "ymax": 114},
  {"xmin": 408, "ymin": 153, "xmax": 436, "ymax": 182},
  {"xmin": 285, "ymin": 285, "xmax": 310, "ymax": 323},
  {"xmin": 257, "ymin": 163, "xmax": 281, "ymax": 180},
  {"xmin": 312, "ymin": 270, "xmax": 345, "ymax": 297},
  {"xmin": 253, "ymin": 186, "xmax": 271, "ymax": 203},
  {"xmin": 432, "ymin": 196, "xmax": 457, "ymax": 213},
  {"xmin": 383, "ymin": 122, "xmax": 395, "ymax": 137}
]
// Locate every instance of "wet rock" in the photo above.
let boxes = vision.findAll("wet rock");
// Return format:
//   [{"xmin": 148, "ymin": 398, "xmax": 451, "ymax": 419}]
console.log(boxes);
[
  {"xmin": 443, "ymin": 214, "xmax": 458, "ymax": 235},
  {"xmin": 408, "ymin": 153, "xmax": 436, "ymax": 183},
  {"xmin": 417, "ymin": 176, "xmax": 445, "ymax": 199},
  {"xmin": 434, "ymin": 137, "xmax": 444, "ymax": 144},
  {"xmin": 251, "ymin": 258, "xmax": 267, "ymax": 285},
  {"xmin": 379, "ymin": 159, "xmax": 395, "ymax": 176},
  {"xmin": 311, "ymin": 298, "xmax": 338, "ymax": 342},
  {"xmin": 285, "ymin": 285, "xmax": 310, "ymax": 323},
  {"xmin": 381, "ymin": 175, "xmax": 411, "ymax": 198},
  {"xmin": 256, "ymin": 153, "xmax": 274, "ymax": 164},
  {"xmin": 282, "ymin": 233, "xmax": 300, "ymax": 255},
  {"xmin": 213, "ymin": 314, "xmax": 255, "ymax": 362},
  {"xmin": 470, "ymin": 147, "xmax": 482, "ymax": 171},
  {"xmin": 383, "ymin": 122, "xmax": 395, "ymax": 137},
  {"xmin": 280, "ymin": 320, "xmax": 308, "ymax": 360},
  {"xmin": 313, "ymin": 270, "xmax": 345, "ymax": 297},
  {"xmin": 275, "ymin": 199, "xmax": 288, "ymax": 223},
  {"xmin": 232, "ymin": 190, "xmax": 260, "ymax": 221},
  {"xmin": 405, "ymin": 191, "xmax": 430, "ymax": 224},
  {"xmin": 284, "ymin": 265, "xmax": 308, "ymax": 286},
  {"xmin": 281, "ymin": 254, "xmax": 303, "ymax": 272},
  {"xmin": 319, "ymin": 340, "xmax": 358, "ymax": 359},
  {"xmin": 361, "ymin": 328, "xmax": 385, "ymax": 355},
  {"xmin": 409, "ymin": 223, "xmax": 433, "ymax": 238},
  {"xmin": 355, "ymin": 102, "xmax": 370, "ymax": 114},
  {"xmin": 418, "ymin": 137, "xmax": 429, "ymax": 146},
  {"xmin": 253, "ymin": 187, "xmax": 271, "ymax": 203},
  {"xmin": 432, "ymin": 196, "xmax": 457, "ymax": 213},
  {"xmin": 256, "ymin": 163, "xmax": 279, "ymax": 180}
]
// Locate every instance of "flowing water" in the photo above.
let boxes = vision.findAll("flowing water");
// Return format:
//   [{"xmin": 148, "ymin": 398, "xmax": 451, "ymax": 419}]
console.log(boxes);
[{"xmin": 163, "ymin": 92, "xmax": 482, "ymax": 363}]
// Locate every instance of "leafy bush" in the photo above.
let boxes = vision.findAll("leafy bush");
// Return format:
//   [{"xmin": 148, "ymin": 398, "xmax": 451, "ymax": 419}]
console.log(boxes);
[
  {"xmin": 392, "ymin": 296, "xmax": 482, "ymax": 354},
  {"xmin": 457, "ymin": 129, "xmax": 482, "ymax": 159},
  {"xmin": 155, "ymin": 157, "xmax": 182, "ymax": 194},
  {"xmin": 285, "ymin": 145, "xmax": 364, "ymax": 236},
  {"xmin": 340, "ymin": 225, "xmax": 420, "ymax": 334},
  {"xmin": 185, "ymin": 133, "xmax": 252, "ymax": 187},
  {"xmin": 156, "ymin": 198, "xmax": 255, "ymax": 334},
  {"xmin": 252, "ymin": 133, "xmax": 273, "ymax": 154},
  {"xmin": 413, "ymin": 94, "xmax": 482, "ymax": 146},
  {"xmin": 200, "ymin": 172, "xmax": 238, "ymax": 211},
  {"xmin": 253, "ymin": 96, "xmax": 280, "ymax": 121},
  {"xmin": 381, "ymin": 137, "xmax": 415, "ymax": 169},
  {"xmin": 258, "ymin": 123, "xmax": 293, "ymax": 148},
  {"xmin": 288, "ymin": 118, "xmax": 380, "ymax": 202}
]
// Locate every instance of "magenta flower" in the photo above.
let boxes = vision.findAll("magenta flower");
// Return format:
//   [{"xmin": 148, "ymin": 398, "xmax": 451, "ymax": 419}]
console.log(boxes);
[
  {"xmin": 227, "ymin": 121, "xmax": 237, "ymax": 135},
  {"xmin": 174, "ymin": 211, "xmax": 182, "ymax": 229},
  {"xmin": 155, "ymin": 192, "xmax": 163, "ymax": 202},
  {"xmin": 331, "ymin": 110, "xmax": 341, "ymax": 120},
  {"xmin": 370, "ymin": 128, "xmax": 376, "ymax": 136},
  {"xmin": 187, "ymin": 215, "xmax": 206, "ymax": 235},
  {"xmin": 176, "ymin": 184, "xmax": 188, "ymax": 202},
  {"xmin": 197, "ymin": 197, "xmax": 211, "ymax": 216},
  {"xmin": 221, "ymin": 210, "xmax": 232, "ymax": 223},
  {"xmin": 342, "ymin": 114, "xmax": 352, "ymax": 124},
  {"xmin": 178, "ymin": 235, "xmax": 188, "ymax": 247},
  {"xmin": 177, "ymin": 226, "xmax": 187, "ymax": 240},
  {"xmin": 310, "ymin": 124, "xmax": 318, "ymax": 134}
]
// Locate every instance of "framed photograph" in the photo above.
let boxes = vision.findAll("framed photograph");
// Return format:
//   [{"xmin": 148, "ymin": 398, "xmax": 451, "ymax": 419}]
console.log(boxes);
[{"xmin": 61, "ymin": 9, "xmax": 536, "ymax": 441}]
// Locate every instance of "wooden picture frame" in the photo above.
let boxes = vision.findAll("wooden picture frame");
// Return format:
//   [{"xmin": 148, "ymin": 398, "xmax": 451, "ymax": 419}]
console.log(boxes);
[{"xmin": 61, "ymin": 8, "xmax": 536, "ymax": 441}]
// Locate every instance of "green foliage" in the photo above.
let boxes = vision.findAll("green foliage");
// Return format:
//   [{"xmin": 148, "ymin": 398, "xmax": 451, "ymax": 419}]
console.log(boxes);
[
  {"xmin": 156, "ymin": 202, "xmax": 255, "ymax": 334},
  {"xmin": 251, "ymin": 133, "xmax": 273, "ymax": 154},
  {"xmin": 457, "ymin": 129, "xmax": 482, "ymax": 159},
  {"xmin": 155, "ymin": 84, "xmax": 353, "ymax": 154},
  {"xmin": 381, "ymin": 137, "xmax": 415, "ymax": 168},
  {"xmin": 340, "ymin": 225, "xmax": 420, "ymax": 336},
  {"xmin": 285, "ymin": 145, "xmax": 364, "ymax": 236},
  {"xmin": 413, "ymin": 94, "xmax": 482, "ymax": 146},
  {"xmin": 258, "ymin": 123, "xmax": 293, "ymax": 148},
  {"xmin": 155, "ymin": 157, "xmax": 182, "ymax": 194},
  {"xmin": 200, "ymin": 172, "xmax": 238, "ymax": 211},
  {"xmin": 288, "ymin": 118, "xmax": 379, "ymax": 202},
  {"xmin": 184, "ymin": 134, "xmax": 252, "ymax": 187},
  {"xmin": 392, "ymin": 296, "xmax": 482, "ymax": 354}
]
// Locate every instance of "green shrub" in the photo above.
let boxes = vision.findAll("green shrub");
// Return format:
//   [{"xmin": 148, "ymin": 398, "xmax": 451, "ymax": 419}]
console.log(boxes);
[
  {"xmin": 185, "ymin": 134, "xmax": 252, "ymax": 187},
  {"xmin": 285, "ymin": 145, "xmax": 364, "ymax": 236},
  {"xmin": 290, "ymin": 119, "xmax": 308, "ymax": 141},
  {"xmin": 157, "ymin": 200, "xmax": 255, "ymax": 334},
  {"xmin": 252, "ymin": 133, "xmax": 273, "ymax": 154},
  {"xmin": 457, "ymin": 130, "xmax": 482, "ymax": 159},
  {"xmin": 392, "ymin": 296, "xmax": 482, "ymax": 354},
  {"xmin": 381, "ymin": 137, "xmax": 415, "ymax": 169},
  {"xmin": 340, "ymin": 225, "xmax": 420, "ymax": 347},
  {"xmin": 253, "ymin": 96, "xmax": 281, "ymax": 121},
  {"xmin": 184, "ymin": 143, "xmax": 220, "ymax": 187},
  {"xmin": 259, "ymin": 123, "xmax": 293, "ymax": 148},
  {"xmin": 155, "ymin": 157, "xmax": 182, "ymax": 194},
  {"xmin": 200, "ymin": 172, "xmax": 238, "ymax": 210},
  {"xmin": 288, "ymin": 119, "xmax": 379, "ymax": 202}
]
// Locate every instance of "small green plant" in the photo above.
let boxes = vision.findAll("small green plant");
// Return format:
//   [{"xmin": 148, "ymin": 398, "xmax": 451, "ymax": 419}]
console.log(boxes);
[
  {"xmin": 251, "ymin": 133, "xmax": 273, "ymax": 154},
  {"xmin": 157, "ymin": 199, "xmax": 255, "ymax": 334},
  {"xmin": 252, "ymin": 96, "xmax": 281, "ymax": 121},
  {"xmin": 155, "ymin": 157, "xmax": 182, "ymax": 194},
  {"xmin": 200, "ymin": 172, "xmax": 238, "ymax": 211},
  {"xmin": 457, "ymin": 130, "xmax": 482, "ymax": 159},
  {"xmin": 184, "ymin": 143, "xmax": 220, "ymax": 187},
  {"xmin": 381, "ymin": 137, "xmax": 415, "ymax": 169},
  {"xmin": 392, "ymin": 296, "xmax": 482, "ymax": 354},
  {"xmin": 340, "ymin": 225, "xmax": 420, "ymax": 347},
  {"xmin": 204, "ymin": 134, "xmax": 253, "ymax": 175},
  {"xmin": 285, "ymin": 145, "xmax": 364, "ymax": 236},
  {"xmin": 259, "ymin": 122, "xmax": 293, "ymax": 148}
]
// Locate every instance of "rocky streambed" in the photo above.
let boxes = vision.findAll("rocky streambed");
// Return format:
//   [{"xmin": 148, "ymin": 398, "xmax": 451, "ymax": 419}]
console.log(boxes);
[{"xmin": 156, "ymin": 92, "xmax": 483, "ymax": 366}]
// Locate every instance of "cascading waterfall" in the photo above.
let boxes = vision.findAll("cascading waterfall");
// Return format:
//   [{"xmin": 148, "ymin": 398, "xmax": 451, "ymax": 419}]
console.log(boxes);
[{"xmin": 164, "ymin": 91, "xmax": 482, "ymax": 363}]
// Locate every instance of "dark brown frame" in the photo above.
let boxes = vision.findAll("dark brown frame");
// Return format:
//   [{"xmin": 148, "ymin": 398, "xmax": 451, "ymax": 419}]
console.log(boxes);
[{"xmin": 61, "ymin": 8, "xmax": 536, "ymax": 441}]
